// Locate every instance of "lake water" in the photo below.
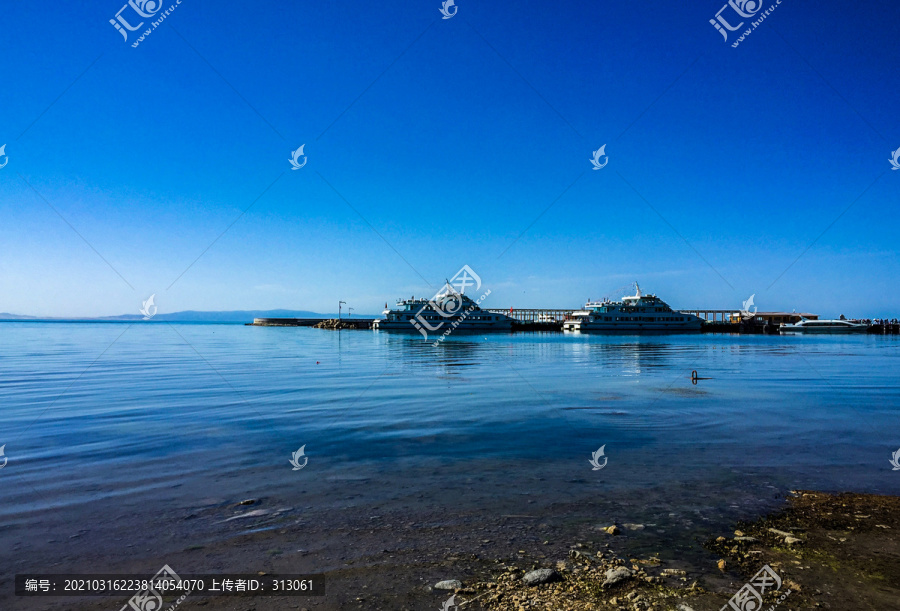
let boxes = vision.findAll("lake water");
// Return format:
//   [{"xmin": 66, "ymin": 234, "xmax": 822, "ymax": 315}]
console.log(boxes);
[{"xmin": 1, "ymin": 323, "xmax": 899, "ymax": 606}]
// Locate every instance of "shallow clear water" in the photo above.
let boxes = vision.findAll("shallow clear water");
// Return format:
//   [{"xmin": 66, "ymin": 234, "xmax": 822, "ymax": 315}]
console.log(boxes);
[{"xmin": 1, "ymin": 323, "xmax": 898, "ymax": 557}]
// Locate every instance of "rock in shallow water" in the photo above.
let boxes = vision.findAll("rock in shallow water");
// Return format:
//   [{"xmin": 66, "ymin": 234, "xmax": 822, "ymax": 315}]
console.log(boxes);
[
  {"xmin": 602, "ymin": 567, "xmax": 633, "ymax": 587},
  {"xmin": 522, "ymin": 569, "xmax": 560, "ymax": 586},
  {"xmin": 434, "ymin": 580, "xmax": 461, "ymax": 590}
]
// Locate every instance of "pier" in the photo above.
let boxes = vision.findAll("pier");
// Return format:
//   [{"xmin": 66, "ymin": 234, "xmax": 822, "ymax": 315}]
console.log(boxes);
[{"xmin": 484, "ymin": 308, "xmax": 571, "ymax": 322}]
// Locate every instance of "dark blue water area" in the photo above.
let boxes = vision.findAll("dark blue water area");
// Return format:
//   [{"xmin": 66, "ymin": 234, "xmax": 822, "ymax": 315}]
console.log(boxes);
[{"xmin": 1, "ymin": 323, "xmax": 899, "ymax": 520}]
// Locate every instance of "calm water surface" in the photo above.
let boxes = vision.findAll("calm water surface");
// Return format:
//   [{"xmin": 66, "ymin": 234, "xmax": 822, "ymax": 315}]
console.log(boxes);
[{"xmin": 1, "ymin": 323, "xmax": 899, "ymax": 573}]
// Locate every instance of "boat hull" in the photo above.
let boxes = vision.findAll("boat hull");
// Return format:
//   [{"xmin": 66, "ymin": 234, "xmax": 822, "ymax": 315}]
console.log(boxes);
[
  {"xmin": 563, "ymin": 317, "xmax": 702, "ymax": 333},
  {"xmin": 780, "ymin": 326, "xmax": 867, "ymax": 334},
  {"xmin": 373, "ymin": 320, "xmax": 513, "ymax": 332},
  {"xmin": 563, "ymin": 323, "xmax": 702, "ymax": 333}
]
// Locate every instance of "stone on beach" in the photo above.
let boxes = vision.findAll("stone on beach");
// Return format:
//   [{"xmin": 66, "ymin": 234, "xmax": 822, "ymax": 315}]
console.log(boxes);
[
  {"xmin": 660, "ymin": 568, "xmax": 687, "ymax": 577},
  {"xmin": 602, "ymin": 566, "xmax": 634, "ymax": 587},
  {"xmin": 434, "ymin": 579, "xmax": 462, "ymax": 590},
  {"xmin": 522, "ymin": 568, "xmax": 560, "ymax": 586}
]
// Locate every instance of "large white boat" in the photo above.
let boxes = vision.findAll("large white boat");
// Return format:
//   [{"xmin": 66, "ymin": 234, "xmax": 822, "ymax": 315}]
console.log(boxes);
[
  {"xmin": 780, "ymin": 318, "xmax": 868, "ymax": 334},
  {"xmin": 562, "ymin": 283, "xmax": 703, "ymax": 333},
  {"xmin": 374, "ymin": 289, "xmax": 514, "ymax": 335}
]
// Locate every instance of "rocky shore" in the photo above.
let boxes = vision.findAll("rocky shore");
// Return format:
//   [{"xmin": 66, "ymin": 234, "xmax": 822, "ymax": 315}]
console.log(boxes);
[
  {"xmin": 312, "ymin": 319, "xmax": 368, "ymax": 330},
  {"xmin": 423, "ymin": 490, "xmax": 900, "ymax": 610},
  {"xmin": 15, "ymin": 489, "xmax": 899, "ymax": 610}
]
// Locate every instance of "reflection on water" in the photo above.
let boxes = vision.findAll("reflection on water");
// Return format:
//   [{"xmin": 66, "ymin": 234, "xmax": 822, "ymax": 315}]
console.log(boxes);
[{"xmin": 1, "ymin": 323, "xmax": 899, "ymax": 521}]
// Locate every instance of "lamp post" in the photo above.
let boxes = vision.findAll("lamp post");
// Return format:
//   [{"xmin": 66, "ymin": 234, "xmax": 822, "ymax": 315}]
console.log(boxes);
[
  {"xmin": 339, "ymin": 300, "xmax": 347, "ymax": 322},
  {"xmin": 348, "ymin": 308, "xmax": 354, "ymax": 318}
]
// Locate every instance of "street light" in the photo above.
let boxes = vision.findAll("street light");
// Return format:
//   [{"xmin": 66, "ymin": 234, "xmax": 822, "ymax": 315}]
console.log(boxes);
[{"xmin": 339, "ymin": 300, "xmax": 347, "ymax": 321}]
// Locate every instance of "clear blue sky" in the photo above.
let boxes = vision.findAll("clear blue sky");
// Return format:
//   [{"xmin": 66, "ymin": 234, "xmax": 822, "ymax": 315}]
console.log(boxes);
[{"xmin": 1, "ymin": 0, "xmax": 898, "ymax": 318}]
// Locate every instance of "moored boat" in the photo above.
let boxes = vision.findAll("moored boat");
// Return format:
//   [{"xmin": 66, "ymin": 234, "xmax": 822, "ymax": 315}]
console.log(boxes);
[
  {"xmin": 374, "ymin": 289, "xmax": 514, "ymax": 336},
  {"xmin": 562, "ymin": 283, "xmax": 702, "ymax": 333},
  {"xmin": 779, "ymin": 318, "xmax": 868, "ymax": 334}
]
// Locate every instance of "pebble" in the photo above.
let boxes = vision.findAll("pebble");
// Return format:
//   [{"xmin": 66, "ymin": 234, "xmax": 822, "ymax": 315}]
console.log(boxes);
[
  {"xmin": 434, "ymin": 580, "xmax": 461, "ymax": 590},
  {"xmin": 660, "ymin": 569, "xmax": 686, "ymax": 577},
  {"xmin": 522, "ymin": 569, "xmax": 560, "ymax": 586},
  {"xmin": 735, "ymin": 536, "xmax": 759, "ymax": 542},
  {"xmin": 604, "ymin": 525, "xmax": 620, "ymax": 535},
  {"xmin": 784, "ymin": 536, "xmax": 803, "ymax": 546},
  {"xmin": 602, "ymin": 566, "xmax": 634, "ymax": 587},
  {"xmin": 717, "ymin": 559, "xmax": 727, "ymax": 572}
]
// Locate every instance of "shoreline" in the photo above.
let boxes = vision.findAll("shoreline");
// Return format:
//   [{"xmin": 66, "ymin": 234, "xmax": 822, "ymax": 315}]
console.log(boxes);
[{"xmin": 7, "ymin": 488, "xmax": 898, "ymax": 610}]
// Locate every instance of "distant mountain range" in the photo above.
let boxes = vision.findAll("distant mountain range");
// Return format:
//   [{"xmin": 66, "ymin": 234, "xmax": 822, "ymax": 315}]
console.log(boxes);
[{"xmin": 0, "ymin": 310, "xmax": 379, "ymax": 323}]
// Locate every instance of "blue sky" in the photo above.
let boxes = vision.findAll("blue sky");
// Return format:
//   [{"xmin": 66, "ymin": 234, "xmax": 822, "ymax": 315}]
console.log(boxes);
[{"xmin": 1, "ymin": 0, "xmax": 898, "ymax": 318}]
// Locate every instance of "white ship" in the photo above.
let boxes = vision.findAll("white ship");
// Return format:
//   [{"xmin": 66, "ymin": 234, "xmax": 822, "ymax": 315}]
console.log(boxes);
[
  {"xmin": 780, "ymin": 318, "xmax": 868, "ymax": 334},
  {"xmin": 374, "ymin": 289, "xmax": 514, "ymax": 334},
  {"xmin": 562, "ymin": 283, "xmax": 702, "ymax": 333}
]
